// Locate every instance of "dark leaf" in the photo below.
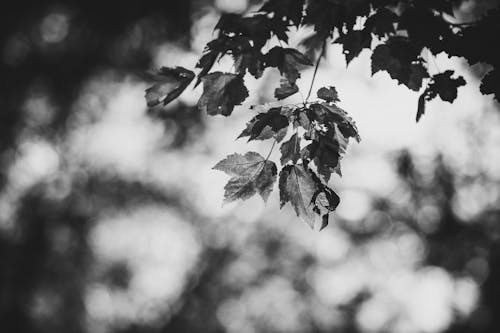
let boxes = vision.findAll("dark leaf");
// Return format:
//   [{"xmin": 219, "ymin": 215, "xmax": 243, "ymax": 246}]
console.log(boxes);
[
  {"xmin": 234, "ymin": 50, "xmax": 265, "ymax": 78},
  {"xmin": 238, "ymin": 107, "xmax": 289, "ymax": 141},
  {"xmin": 279, "ymin": 164, "xmax": 339, "ymax": 229},
  {"xmin": 275, "ymin": 79, "xmax": 299, "ymax": 100},
  {"xmin": 314, "ymin": 103, "xmax": 361, "ymax": 142},
  {"xmin": 265, "ymin": 47, "xmax": 313, "ymax": 84},
  {"xmin": 317, "ymin": 86, "xmax": 340, "ymax": 103},
  {"xmin": 335, "ymin": 30, "xmax": 372, "ymax": 65},
  {"xmin": 364, "ymin": 7, "xmax": 398, "ymax": 38},
  {"xmin": 198, "ymin": 72, "xmax": 249, "ymax": 116},
  {"xmin": 259, "ymin": 0, "xmax": 305, "ymax": 27},
  {"xmin": 145, "ymin": 67, "xmax": 194, "ymax": 107},
  {"xmin": 416, "ymin": 92, "xmax": 426, "ymax": 122},
  {"xmin": 371, "ymin": 38, "xmax": 429, "ymax": 91},
  {"xmin": 415, "ymin": 70, "xmax": 466, "ymax": 121},
  {"xmin": 280, "ymin": 133, "xmax": 301, "ymax": 165},
  {"xmin": 480, "ymin": 69, "xmax": 500, "ymax": 102},
  {"xmin": 429, "ymin": 70, "xmax": 466, "ymax": 103}
]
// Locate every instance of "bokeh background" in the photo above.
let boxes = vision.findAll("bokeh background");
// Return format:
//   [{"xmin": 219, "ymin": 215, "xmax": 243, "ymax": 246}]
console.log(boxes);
[{"xmin": 1, "ymin": 0, "xmax": 500, "ymax": 332}]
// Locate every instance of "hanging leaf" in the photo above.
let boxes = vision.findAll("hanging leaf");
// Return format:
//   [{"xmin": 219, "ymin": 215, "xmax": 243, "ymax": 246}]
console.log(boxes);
[
  {"xmin": 279, "ymin": 164, "xmax": 339, "ymax": 229},
  {"xmin": 265, "ymin": 47, "xmax": 313, "ymax": 84},
  {"xmin": 280, "ymin": 133, "xmax": 301, "ymax": 165},
  {"xmin": 198, "ymin": 72, "xmax": 249, "ymax": 116},
  {"xmin": 371, "ymin": 38, "xmax": 429, "ymax": 91},
  {"xmin": 238, "ymin": 107, "xmax": 289, "ymax": 142},
  {"xmin": 317, "ymin": 86, "xmax": 340, "ymax": 103},
  {"xmin": 416, "ymin": 70, "xmax": 466, "ymax": 122},
  {"xmin": 213, "ymin": 152, "xmax": 277, "ymax": 203},
  {"xmin": 145, "ymin": 66, "xmax": 195, "ymax": 107},
  {"xmin": 275, "ymin": 79, "xmax": 299, "ymax": 100},
  {"xmin": 335, "ymin": 30, "xmax": 372, "ymax": 65}
]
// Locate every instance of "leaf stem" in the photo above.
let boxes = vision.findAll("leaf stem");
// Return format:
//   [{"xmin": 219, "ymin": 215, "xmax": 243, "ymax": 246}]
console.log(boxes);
[
  {"xmin": 305, "ymin": 38, "xmax": 327, "ymax": 103},
  {"xmin": 265, "ymin": 139, "xmax": 277, "ymax": 161}
]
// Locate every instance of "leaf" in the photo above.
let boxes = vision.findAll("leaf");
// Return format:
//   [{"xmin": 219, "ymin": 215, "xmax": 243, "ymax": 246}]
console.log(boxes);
[
  {"xmin": 301, "ymin": 138, "xmax": 340, "ymax": 182},
  {"xmin": 275, "ymin": 79, "xmax": 299, "ymax": 100},
  {"xmin": 198, "ymin": 72, "xmax": 249, "ymax": 116},
  {"xmin": 280, "ymin": 133, "xmax": 301, "ymax": 165},
  {"xmin": 265, "ymin": 47, "xmax": 313, "ymax": 84},
  {"xmin": 416, "ymin": 92, "xmax": 427, "ymax": 122},
  {"xmin": 317, "ymin": 86, "xmax": 340, "ymax": 103},
  {"xmin": 364, "ymin": 7, "xmax": 398, "ymax": 38},
  {"xmin": 145, "ymin": 67, "xmax": 194, "ymax": 107},
  {"xmin": 416, "ymin": 70, "xmax": 466, "ymax": 121},
  {"xmin": 335, "ymin": 30, "xmax": 372, "ymax": 65},
  {"xmin": 279, "ymin": 164, "xmax": 339, "ymax": 229},
  {"xmin": 259, "ymin": 0, "xmax": 305, "ymax": 27},
  {"xmin": 371, "ymin": 38, "xmax": 429, "ymax": 91},
  {"xmin": 428, "ymin": 70, "xmax": 466, "ymax": 103},
  {"xmin": 213, "ymin": 152, "xmax": 277, "ymax": 203},
  {"xmin": 480, "ymin": 69, "xmax": 500, "ymax": 102},
  {"xmin": 313, "ymin": 103, "xmax": 361, "ymax": 142},
  {"xmin": 238, "ymin": 107, "xmax": 289, "ymax": 141},
  {"xmin": 234, "ymin": 50, "xmax": 265, "ymax": 78}
]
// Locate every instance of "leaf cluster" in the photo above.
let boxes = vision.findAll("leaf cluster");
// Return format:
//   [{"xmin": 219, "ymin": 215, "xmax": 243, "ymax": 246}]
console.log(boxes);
[
  {"xmin": 144, "ymin": 0, "xmax": 500, "ymax": 229},
  {"xmin": 214, "ymin": 87, "xmax": 359, "ymax": 230}
]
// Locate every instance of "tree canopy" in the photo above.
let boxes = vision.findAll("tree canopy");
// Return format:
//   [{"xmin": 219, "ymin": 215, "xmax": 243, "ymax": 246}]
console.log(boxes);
[{"xmin": 146, "ymin": 0, "xmax": 500, "ymax": 229}]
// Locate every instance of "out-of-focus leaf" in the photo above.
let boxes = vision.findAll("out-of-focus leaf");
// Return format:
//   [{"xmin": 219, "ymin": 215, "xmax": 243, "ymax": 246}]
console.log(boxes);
[
  {"xmin": 416, "ymin": 70, "xmax": 466, "ymax": 122},
  {"xmin": 335, "ymin": 30, "xmax": 372, "ymax": 65},
  {"xmin": 198, "ymin": 72, "xmax": 249, "ymax": 116},
  {"xmin": 145, "ymin": 66, "xmax": 194, "ymax": 107},
  {"xmin": 480, "ymin": 69, "xmax": 500, "ymax": 102},
  {"xmin": 371, "ymin": 38, "xmax": 429, "ymax": 91},
  {"xmin": 275, "ymin": 79, "xmax": 299, "ymax": 100},
  {"xmin": 317, "ymin": 86, "xmax": 340, "ymax": 103},
  {"xmin": 265, "ymin": 47, "xmax": 313, "ymax": 84},
  {"xmin": 259, "ymin": 0, "xmax": 305, "ymax": 27}
]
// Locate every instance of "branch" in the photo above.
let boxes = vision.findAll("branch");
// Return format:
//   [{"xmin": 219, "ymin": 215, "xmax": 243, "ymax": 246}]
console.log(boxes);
[{"xmin": 305, "ymin": 38, "xmax": 328, "ymax": 103}]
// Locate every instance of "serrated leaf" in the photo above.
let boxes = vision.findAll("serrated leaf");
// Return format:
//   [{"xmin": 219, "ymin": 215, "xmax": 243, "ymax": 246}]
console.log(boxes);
[
  {"xmin": 213, "ymin": 152, "xmax": 265, "ymax": 176},
  {"xmin": 275, "ymin": 79, "xmax": 299, "ymax": 100},
  {"xmin": 317, "ymin": 86, "xmax": 340, "ymax": 103},
  {"xmin": 265, "ymin": 47, "xmax": 313, "ymax": 84},
  {"xmin": 279, "ymin": 164, "xmax": 339, "ymax": 229},
  {"xmin": 313, "ymin": 103, "xmax": 361, "ymax": 142},
  {"xmin": 280, "ymin": 133, "xmax": 301, "ymax": 165},
  {"xmin": 224, "ymin": 176, "xmax": 258, "ymax": 203},
  {"xmin": 480, "ymin": 69, "xmax": 500, "ymax": 102},
  {"xmin": 198, "ymin": 72, "xmax": 249, "ymax": 116},
  {"xmin": 364, "ymin": 7, "xmax": 398, "ymax": 38},
  {"xmin": 214, "ymin": 152, "xmax": 277, "ymax": 203},
  {"xmin": 335, "ymin": 30, "xmax": 372, "ymax": 65},
  {"xmin": 145, "ymin": 66, "xmax": 194, "ymax": 107},
  {"xmin": 371, "ymin": 38, "xmax": 429, "ymax": 91},
  {"xmin": 238, "ymin": 107, "xmax": 289, "ymax": 141}
]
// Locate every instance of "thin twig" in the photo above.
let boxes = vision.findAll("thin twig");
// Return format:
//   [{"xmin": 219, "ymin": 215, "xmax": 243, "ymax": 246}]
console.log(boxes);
[{"xmin": 305, "ymin": 38, "xmax": 328, "ymax": 103}]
